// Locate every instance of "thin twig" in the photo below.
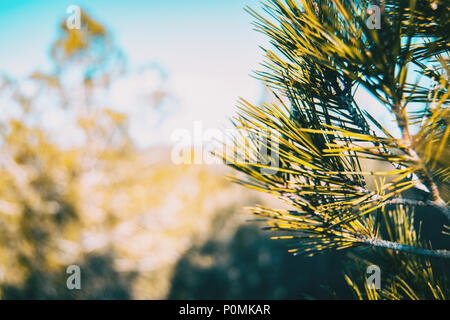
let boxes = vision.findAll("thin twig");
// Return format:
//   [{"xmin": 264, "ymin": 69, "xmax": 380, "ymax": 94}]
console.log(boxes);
[
  {"xmin": 363, "ymin": 237, "xmax": 450, "ymax": 259},
  {"xmin": 385, "ymin": 198, "xmax": 450, "ymax": 221}
]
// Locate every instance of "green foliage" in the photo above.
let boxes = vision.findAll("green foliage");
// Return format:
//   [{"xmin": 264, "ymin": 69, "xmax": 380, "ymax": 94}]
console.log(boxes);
[
  {"xmin": 346, "ymin": 206, "xmax": 449, "ymax": 300},
  {"xmin": 223, "ymin": 0, "xmax": 449, "ymax": 299}
]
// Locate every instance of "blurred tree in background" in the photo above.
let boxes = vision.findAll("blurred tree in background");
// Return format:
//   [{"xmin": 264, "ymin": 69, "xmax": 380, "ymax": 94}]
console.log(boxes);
[
  {"xmin": 222, "ymin": 0, "xmax": 449, "ymax": 299},
  {"xmin": 0, "ymin": 9, "xmax": 264, "ymax": 299}
]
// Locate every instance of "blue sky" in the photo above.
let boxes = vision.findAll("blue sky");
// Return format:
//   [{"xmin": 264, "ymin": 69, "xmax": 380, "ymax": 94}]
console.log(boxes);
[{"xmin": 0, "ymin": 0, "xmax": 263, "ymax": 75}]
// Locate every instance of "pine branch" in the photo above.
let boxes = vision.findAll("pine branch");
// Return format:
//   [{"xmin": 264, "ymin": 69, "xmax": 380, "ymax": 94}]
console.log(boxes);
[
  {"xmin": 385, "ymin": 198, "xmax": 450, "ymax": 221},
  {"xmin": 392, "ymin": 102, "xmax": 446, "ymax": 208},
  {"xmin": 362, "ymin": 238, "xmax": 450, "ymax": 259},
  {"xmin": 223, "ymin": 0, "xmax": 450, "ymax": 262}
]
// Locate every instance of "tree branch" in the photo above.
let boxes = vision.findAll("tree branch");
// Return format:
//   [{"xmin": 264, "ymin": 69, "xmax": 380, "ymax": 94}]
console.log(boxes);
[
  {"xmin": 393, "ymin": 103, "xmax": 445, "ymax": 211},
  {"xmin": 385, "ymin": 198, "xmax": 450, "ymax": 221},
  {"xmin": 363, "ymin": 237, "xmax": 450, "ymax": 259}
]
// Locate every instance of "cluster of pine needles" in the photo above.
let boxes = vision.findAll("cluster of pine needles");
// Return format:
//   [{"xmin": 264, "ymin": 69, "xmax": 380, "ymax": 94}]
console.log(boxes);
[{"xmin": 218, "ymin": 0, "xmax": 450, "ymax": 299}]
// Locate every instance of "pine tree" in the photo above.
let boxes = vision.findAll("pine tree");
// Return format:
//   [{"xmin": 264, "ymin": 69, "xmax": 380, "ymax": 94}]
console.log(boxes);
[{"xmin": 221, "ymin": 0, "xmax": 449, "ymax": 299}]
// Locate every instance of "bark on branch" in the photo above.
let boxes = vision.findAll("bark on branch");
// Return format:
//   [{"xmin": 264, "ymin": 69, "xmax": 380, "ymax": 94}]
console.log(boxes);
[{"xmin": 363, "ymin": 238, "xmax": 450, "ymax": 259}]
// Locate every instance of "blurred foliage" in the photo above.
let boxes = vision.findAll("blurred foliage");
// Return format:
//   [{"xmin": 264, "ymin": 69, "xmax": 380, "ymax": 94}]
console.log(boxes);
[
  {"xmin": 169, "ymin": 213, "xmax": 354, "ymax": 299},
  {"xmin": 0, "ymin": 9, "xmax": 266, "ymax": 299}
]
